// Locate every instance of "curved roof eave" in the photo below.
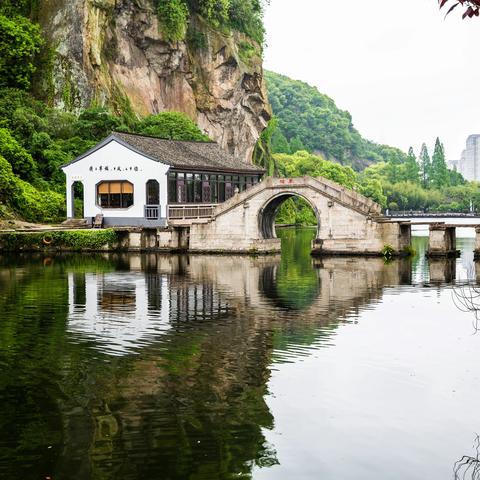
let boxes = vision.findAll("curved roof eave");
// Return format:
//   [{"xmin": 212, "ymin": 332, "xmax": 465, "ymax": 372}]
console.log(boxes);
[{"xmin": 60, "ymin": 134, "xmax": 171, "ymax": 170}]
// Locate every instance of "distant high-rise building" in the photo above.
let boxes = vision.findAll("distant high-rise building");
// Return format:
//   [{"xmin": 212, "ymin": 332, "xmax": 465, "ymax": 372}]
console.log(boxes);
[
  {"xmin": 450, "ymin": 135, "xmax": 480, "ymax": 181},
  {"xmin": 447, "ymin": 159, "xmax": 459, "ymax": 171}
]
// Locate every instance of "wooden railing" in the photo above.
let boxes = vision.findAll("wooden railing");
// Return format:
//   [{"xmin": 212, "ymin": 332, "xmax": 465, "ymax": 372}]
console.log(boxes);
[
  {"xmin": 168, "ymin": 204, "xmax": 216, "ymax": 220},
  {"xmin": 145, "ymin": 205, "xmax": 160, "ymax": 220}
]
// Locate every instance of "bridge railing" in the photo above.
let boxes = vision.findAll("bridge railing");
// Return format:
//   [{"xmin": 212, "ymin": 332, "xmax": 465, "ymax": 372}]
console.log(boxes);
[
  {"xmin": 307, "ymin": 176, "xmax": 381, "ymax": 215},
  {"xmin": 168, "ymin": 204, "xmax": 216, "ymax": 220}
]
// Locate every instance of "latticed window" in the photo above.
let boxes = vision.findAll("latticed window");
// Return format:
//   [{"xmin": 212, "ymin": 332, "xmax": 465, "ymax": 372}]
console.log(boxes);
[
  {"xmin": 97, "ymin": 181, "xmax": 134, "ymax": 208},
  {"xmin": 166, "ymin": 171, "xmax": 263, "ymax": 204}
]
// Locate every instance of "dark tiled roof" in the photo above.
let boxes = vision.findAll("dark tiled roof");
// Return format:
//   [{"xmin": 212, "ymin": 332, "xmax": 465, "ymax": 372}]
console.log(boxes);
[{"xmin": 112, "ymin": 132, "xmax": 265, "ymax": 173}]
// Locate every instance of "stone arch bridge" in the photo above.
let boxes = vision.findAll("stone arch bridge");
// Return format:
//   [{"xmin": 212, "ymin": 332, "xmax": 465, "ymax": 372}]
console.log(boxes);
[{"xmin": 170, "ymin": 176, "xmax": 411, "ymax": 255}]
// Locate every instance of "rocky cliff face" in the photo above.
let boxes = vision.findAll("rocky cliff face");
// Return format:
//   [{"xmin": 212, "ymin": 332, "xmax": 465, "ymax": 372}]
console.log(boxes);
[{"xmin": 37, "ymin": 0, "xmax": 270, "ymax": 161}]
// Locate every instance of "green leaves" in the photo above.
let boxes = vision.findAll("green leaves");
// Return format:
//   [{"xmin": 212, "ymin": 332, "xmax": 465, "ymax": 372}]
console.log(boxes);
[
  {"xmin": 156, "ymin": 0, "xmax": 266, "ymax": 44},
  {"xmin": 134, "ymin": 111, "xmax": 210, "ymax": 141},
  {"xmin": 430, "ymin": 137, "xmax": 449, "ymax": 189},
  {"xmin": 0, "ymin": 128, "xmax": 37, "ymax": 181},
  {"xmin": 156, "ymin": 0, "xmax": 189, "ymax": 42},
  {"xmin": 419, "ymin": 143, "xmax": 431, "ymax": 189},
  {"xmin": 274, "ymin": 150, "xmax": 358, "ymax": 190},
  {"xmin": 0, "ymin": 14, "xmax": 42, "ymax": 90},
  {"xmin": 265, "ymin": 71, "xmax": 408, "ymax": 171}
]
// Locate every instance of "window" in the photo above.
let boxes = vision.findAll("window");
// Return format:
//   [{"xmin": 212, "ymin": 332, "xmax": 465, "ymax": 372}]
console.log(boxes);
[
  {"xmin": 194, "ymin": 174, "xmax": 202, "ymax": 203},
  {"xmin": 146, "ymin": 179, "xmax": 160, "ymax": 205},
  {"xmin": 186, "ymin": 174, "xmax": 194, "ymax": 203},
  {"xmin": 97, "ymin": 181, "xmax": 134, "ymax": 209},
  {"xmin": 168, "ymin": 172, "xmax": 177, "ymax": 203},
  {"xmin": 166, "ymin": 171, "xmax": 263, "ymax": 204}
]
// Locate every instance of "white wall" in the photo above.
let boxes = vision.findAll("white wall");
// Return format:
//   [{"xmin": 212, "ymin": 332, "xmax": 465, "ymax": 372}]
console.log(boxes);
[{"xmin": 62, "ymin": 140, "xmax": 169, "ymax": 220}]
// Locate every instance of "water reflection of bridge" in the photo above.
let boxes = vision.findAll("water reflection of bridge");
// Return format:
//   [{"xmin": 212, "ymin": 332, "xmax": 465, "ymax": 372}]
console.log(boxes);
[
  {"xmin": 64, "ymin": 251, "xmax": 462, "ymax": 359},
  {"xmin": 55, "ymin": 252, "xmax": 469, "ymax": 479}
]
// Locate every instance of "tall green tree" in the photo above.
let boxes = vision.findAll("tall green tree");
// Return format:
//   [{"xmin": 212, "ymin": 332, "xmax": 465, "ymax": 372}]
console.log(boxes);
[
  {"xmin": 404, "ymin": 146, "xmax": 420, "ymax": 183},
  {"xmin": 430, "ymin": 137, "xmax": 449, "ymax": 189},
  {"xmin": 419, "ymin": 143, "xmax": 431, "ymax": 189}
]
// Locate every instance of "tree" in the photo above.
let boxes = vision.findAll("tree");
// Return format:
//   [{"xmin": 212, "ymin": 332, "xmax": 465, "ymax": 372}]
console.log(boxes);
[
  {"xmin": 265, "ymin": 71, "xmax": 407, "ymax": 171},
  {"xmin": 0, "ymin": 154, "xmax": 20, "ymax": 204},
  {"xmin": 0, "ymin": 14, "xmax": 42, "ymax": 90},
  {"xmin": 74, "ymin": 107, "xmax": 127, "ymax": 141},
  {"xmin": 289, "ymin": 136, "xmax": 305, "ymax": 154},
  {"xmin": 271, "ymin": 129, "xmax": 290, "ymax": 154},
  {"xmin": 275, "ymin": 150, "xmax": 358, "ymax": 189},
  {"xmin": 156, "ymin": 0, "xmax": 189, "ymax": 41},
  {"xmin": 448, "ymin": 169, "xmax": 465, "ymax": 186},
  {"xmin": 359, "ymin": 178, "xmax": 387, "ymax": 207},
  {"xmin": 419, "ymin": 143, "xmax": 431, "ymax": 189},
  {"xmin": 404, "ymin": 146, "xmax": 420, "ymax": 184},
  {"xmin": 135, "ymin": 111, "xmax": 210, "ymax": 141},
  {"xmin": 0, "ymin": 128, "xmax": 37, "ymax": 181},
  {"xmin": 430, "ymin": 137, "xmax": 449, "ymax": 189}
]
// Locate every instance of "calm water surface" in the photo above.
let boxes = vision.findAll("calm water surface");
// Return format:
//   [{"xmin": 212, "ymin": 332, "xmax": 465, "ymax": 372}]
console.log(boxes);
[{"xmin": 1, "ymin": 229, "xmax": 480, "ymax": 479}]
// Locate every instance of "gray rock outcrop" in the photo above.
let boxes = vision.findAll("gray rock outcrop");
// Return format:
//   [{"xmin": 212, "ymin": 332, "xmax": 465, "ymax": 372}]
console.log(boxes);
[{"xmin": 37, "ymin": 0, "xmax": 271, "ymax": 161}]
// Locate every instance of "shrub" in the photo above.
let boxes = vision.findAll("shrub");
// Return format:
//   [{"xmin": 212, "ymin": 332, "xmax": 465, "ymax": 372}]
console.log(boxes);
[
  {"xmin": 74, "ymin": 107, "xmax": 127, "ymax": 141},
  {"xmin": 238, "ymin": 41, "xmax": 259, "ymax": 64},
  {"xmin": 0, "ymin": 128, "xmax": 37, "ymax": 181},
  {"xmin": 156, "ymin": 0, "xmax": 189, "ymax": 41},
  {"xmin": 12, "ymin": 179, "xmax": 65, "ymax": 223},
  {"xmin": 186, "ymin": 29, "xmax": 207, "ymax": 50},
  {"xmin": 0, "ymin": 154, "xmax": 20, "ymax": 204},
  {"xmin": 0, "ymin": 229, "xmax": 118, "ymax": 251},
  {"xmin": 134, "ymin": 111, "xmax": 210, "ymax": 141},
  {"xmin": 381, "ymin": 244, "xmax": 395, "ymax": 259}
]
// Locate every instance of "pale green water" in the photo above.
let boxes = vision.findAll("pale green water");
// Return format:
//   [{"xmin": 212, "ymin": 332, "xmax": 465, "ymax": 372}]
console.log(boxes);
[{"xmin": 0, "ymin": 229, "xmax": 479, "ymax": 479}]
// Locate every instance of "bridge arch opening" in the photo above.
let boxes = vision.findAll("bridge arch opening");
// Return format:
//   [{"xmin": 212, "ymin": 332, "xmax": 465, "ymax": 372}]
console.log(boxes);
[{"xmin": 258, "ymin": 192, "xmax": 320, "ymax": 239}]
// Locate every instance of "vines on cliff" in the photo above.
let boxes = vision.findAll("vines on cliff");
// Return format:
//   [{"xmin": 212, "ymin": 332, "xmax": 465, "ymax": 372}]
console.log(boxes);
[{"xmin": 155, "ymin": 0, "xmax": 266, "ymax": 44}]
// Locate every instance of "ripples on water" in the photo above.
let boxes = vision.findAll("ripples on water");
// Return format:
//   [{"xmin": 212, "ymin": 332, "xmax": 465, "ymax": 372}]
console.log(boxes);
[{"xmin": 1, "ymin": 229, "xmax": 480, "ymax": 479}]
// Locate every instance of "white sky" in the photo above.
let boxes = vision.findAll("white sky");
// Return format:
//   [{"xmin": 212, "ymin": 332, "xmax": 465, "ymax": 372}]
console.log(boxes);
[{"xmin": 263, "ymin": 0, "xmax": 480, "ymax": 160}]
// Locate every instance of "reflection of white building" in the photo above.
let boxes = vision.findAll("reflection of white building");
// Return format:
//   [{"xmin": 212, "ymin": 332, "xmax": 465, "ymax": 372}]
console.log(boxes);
[
  {"xmin": 453, "ymin": 135, "xmax": 480, "ymax": 181},
  {"xmin": 66, "ymin": 269, "xmax": 230, "ymax": 356},
  {"xmin": 67, "ymin": 272, "xmax": 171, "ymax": 356}
]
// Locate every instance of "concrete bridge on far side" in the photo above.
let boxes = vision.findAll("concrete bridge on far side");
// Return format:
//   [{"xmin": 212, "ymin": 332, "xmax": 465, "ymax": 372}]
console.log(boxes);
[{"xmin": 171, "ymin": 176, "xmax": 412, "ymax": 255}]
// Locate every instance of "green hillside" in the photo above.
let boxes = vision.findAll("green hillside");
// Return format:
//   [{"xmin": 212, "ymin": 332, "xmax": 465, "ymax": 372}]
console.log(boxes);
[{"xmin": 265, "ymin": 71, "xmax": 407, "ymax": 170}]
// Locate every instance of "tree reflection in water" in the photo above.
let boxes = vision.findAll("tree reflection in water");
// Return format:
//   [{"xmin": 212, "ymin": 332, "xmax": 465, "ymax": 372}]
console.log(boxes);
[
  {"xmin": 260, "ymin": 227, "xmax": 319, "ymax": 311},
  {"xmin": 0, "ymin": 253, "xmax": 279, "ymax": 480},
  {"xmin": 0, "ymin": 234, "xmax": 438, "ymax": 480}
]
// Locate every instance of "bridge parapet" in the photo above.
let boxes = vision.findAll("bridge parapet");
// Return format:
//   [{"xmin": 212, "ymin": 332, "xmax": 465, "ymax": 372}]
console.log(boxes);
[
  {"xmin": 305, "ymin": 176, "xmax": 382, "ymax": 216},
  {"xmin": 212, "ymin": 176, "xmax": 382, "ymax": 221}
]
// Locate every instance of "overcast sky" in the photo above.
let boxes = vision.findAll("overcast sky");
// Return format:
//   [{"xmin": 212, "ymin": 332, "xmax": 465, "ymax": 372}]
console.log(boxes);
[{"xmin": 263, "ymin": 0, "xmax": 480, "ymax": 160}]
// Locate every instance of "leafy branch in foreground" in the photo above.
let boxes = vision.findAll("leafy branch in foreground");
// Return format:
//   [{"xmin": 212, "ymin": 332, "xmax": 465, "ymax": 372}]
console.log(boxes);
[{"xmin": 440, "ymin": 0, "xmax": 480, "ymax": 19}]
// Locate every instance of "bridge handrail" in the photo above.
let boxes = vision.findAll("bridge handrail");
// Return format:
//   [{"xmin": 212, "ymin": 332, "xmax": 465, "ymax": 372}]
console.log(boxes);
[
  {"xmin": 211, "ymin": 176, "xmax": 381, "ymax": 222},
  {"xmin": 306, "ymin": 176, "xmax": 381, "ymax": 215}
]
